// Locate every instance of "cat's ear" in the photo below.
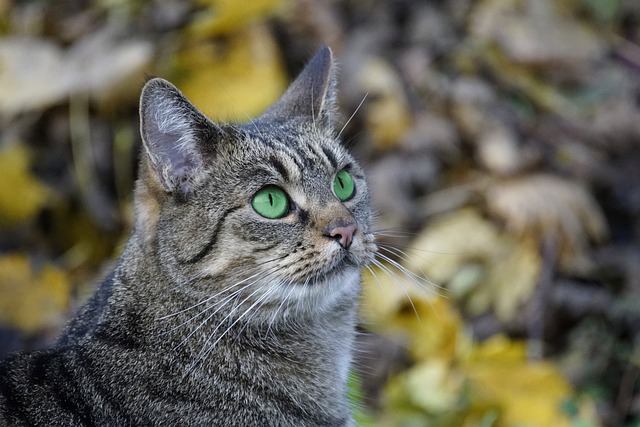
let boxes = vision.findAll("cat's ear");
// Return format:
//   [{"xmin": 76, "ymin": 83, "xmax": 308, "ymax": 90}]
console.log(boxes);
[
  {"xmin": 259, "ymin": 45, "xmax": 337, "ymax": 129},
  {"xmin": 139, "ymin": 78, "xmax": 220, "ymax": 195}
]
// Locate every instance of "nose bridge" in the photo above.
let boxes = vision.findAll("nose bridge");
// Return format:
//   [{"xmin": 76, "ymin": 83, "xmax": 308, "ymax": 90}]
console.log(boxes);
[
  {"xmin": 314, "ymin": 200, "xmax": 355, "ymax": 231},
  {"xmin": 313, "ymin": 200, "xmax": 359, "ymax": 249}
]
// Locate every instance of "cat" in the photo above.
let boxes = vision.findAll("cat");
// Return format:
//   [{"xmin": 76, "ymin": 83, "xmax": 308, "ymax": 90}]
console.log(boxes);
[{"xmin": 0, "ymin": 45, "xmax": 377, "ymax": 426}]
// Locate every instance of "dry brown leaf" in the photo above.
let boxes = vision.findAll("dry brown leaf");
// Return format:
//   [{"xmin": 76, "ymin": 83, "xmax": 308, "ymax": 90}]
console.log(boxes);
[
  {"xmin": 485, "ymin": 173, "xmax": 608, "ymax": 273},
  {"xmin": 0, "ymin": 33, "xmax": 152, "ymax": 116},
  {"xmin": 450, "ymin": 77, "xmax": 497, "ymax": 138},
  {"xmin": 471, "ymin": 0, "xmax": 604, "ymax": 66},
  {"xmin": 66, "ymin": 28, "xmax": 153, "ymax": 107},
  {"xmin": 476, "ymin": 122, "xmax": 522, "ymax": 175},
  {"xmin": 0, "ymin": 38, "xmax": 70, "ymax": 115}
]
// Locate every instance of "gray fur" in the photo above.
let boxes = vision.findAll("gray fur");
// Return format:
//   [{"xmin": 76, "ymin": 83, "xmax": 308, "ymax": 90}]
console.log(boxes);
[{"xmin": 0, "ymin": 45, "xmax": 376, "ymax": 426}]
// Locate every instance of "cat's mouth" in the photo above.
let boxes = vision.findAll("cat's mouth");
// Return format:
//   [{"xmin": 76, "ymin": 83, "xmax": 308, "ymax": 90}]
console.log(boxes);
[
  {"xmin": 272, "ymin": 232, "xmax": 376, "ymax": 286},
  {"xmin": 315, "ymin": 241, "xmax": 375, "ymax": 282},
  {"xmin": 321, "ymin": 253, "xmax": 358, "ymax": 279}
]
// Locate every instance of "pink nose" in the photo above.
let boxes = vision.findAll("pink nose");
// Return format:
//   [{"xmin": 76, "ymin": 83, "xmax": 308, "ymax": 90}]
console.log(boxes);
[{"xmin": 326, "ymin": 222, "xmax": 358, "ymax": 249}]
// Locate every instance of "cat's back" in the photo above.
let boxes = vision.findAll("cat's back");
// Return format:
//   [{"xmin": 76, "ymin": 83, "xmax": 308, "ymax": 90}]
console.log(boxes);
[
  {"xmin": 0, "ymin": 348, "xmax": 95, "ymax": 426},
  {"xmin": 0, "ymin": 345, "xmax": 350, "ymax": 426}
]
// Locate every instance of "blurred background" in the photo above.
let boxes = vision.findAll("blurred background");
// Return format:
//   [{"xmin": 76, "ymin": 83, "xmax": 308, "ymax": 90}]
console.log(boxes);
[{"xmin": 1, "ymin": 0, "xmax": 640, "ymax": 425}]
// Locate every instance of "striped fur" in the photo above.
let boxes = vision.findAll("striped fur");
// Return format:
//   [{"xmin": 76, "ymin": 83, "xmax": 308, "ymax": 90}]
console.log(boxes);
[{"xmin": 0, "ymin": 46, "xmax": 376, "ymax": 426}]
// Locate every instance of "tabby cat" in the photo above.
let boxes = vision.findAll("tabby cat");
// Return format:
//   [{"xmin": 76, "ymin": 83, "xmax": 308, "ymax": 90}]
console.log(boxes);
[{"xmin": 0, "ymin": 46, "xmax": 377, "ymax": 426}]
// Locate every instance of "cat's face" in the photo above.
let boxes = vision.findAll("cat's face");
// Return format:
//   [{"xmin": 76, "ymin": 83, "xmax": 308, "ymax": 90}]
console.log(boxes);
[
  {"xmin": 169, "ymin": 123, "xmax": 374, "ymax": 311},
  {"xmin": 136, "ymin": 47, "xmax": 376, "ymax": 319}
]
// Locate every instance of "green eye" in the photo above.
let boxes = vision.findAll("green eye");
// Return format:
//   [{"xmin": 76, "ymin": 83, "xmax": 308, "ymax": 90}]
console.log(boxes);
[
  {"xmin": 252, "ymin": 186, "xmax": 289, "ymax": 219},
  {"xmin": 333, "ymin": 170, "xmax": 355, "ymax": 202}
]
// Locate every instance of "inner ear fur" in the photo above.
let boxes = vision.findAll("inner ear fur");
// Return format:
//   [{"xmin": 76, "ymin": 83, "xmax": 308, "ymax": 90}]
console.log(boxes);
[{"xmin": 139, "ymin": 78, "xmax": 221, "ymax": 196}]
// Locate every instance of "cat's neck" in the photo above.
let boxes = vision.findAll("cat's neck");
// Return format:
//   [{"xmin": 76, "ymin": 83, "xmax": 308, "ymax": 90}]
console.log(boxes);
[
  {"xmin": 94, "ymin": 237, "xmax": 357, "ymax": 422},
  {"xmin": 115, "ymin": 234, "xmax": 358, "ymax": 376}
]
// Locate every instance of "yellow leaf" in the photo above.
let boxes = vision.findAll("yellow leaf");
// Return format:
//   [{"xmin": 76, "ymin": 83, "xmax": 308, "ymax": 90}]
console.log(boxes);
[
  {"xmin": 190, "ymin": 0, "xmax": 286, "ymax": 37},
  {"xmin": 462, "ymin": 335, "xmax": 574, "ymax": 427},
  {"xmin": 409, "ymin": 208, "xmax": 500, "ymax": 285},
  {"xmin": 403, "ymin": 359, "xmax": 465, "ymax": 413},
  {"xmin": 485, "ymin": 174, "xmax": 608, "ymax": 274},
  {"xmin": 362, "ymin": 266, "xmax": 470, "ymax": 362},
  {"xmin": 409, "ymin": 208, "xmax": 541, "ymax": 321},
  {"xmin": 0, "ymin": 145, "xmax": 49, "ymax": 225},
  {"xmin": 407, "ymin": 296, "xmax": 470, "ymax": 363},
  {"xmin": 465, "ymin": 333, "xmax": 527, "ymax": 363},
  {"xmin": 175, "ymin": 25, "xmax": 287, "ymax": 123},
  {"xmin": 0, "ymin": 253, "xmax": 71, "ymax": 333},
  {"xmin": 470, "ymin": 234, "xmax": 540, "ymax": 321}
]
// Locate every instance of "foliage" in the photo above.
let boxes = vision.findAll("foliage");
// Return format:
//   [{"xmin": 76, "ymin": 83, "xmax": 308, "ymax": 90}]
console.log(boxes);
[
  {"xmin": 0, "ymin": 145, "xmax": 50, "ymax": 226},
  {"xmin": 0, "ymin": 253, "xmax": 70, "ymax": 334},
  {"xmin": 362, "ymin": 265, "xmax": 598, "ymax": 426}
]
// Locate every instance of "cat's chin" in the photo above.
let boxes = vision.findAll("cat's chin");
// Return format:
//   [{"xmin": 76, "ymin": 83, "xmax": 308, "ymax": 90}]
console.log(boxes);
[
  {"xmin": 316, "ymin": 255, "xmax": 362, "ymax": 284},
  {"xmin": 293, "ymin": 266, "xmax": 362, "ymax": 310}
]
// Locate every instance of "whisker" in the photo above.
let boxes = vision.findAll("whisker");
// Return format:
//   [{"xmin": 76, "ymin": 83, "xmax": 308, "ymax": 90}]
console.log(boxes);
[
  {"xmin": 184, "ymin": 291, "xmax": 260, "ymax": 375},
  {"xmin": 157, "ymin": 270, "xmax": 266, "ymax": 321},
  {"xmin": 158, "ymin": 254, "xmax": 289, "ymax": 321},
  {"xmin": 311, "ymin": 86, "xmax": 317, "ymax": 131},
  {"xmin": 374, "ymin": 250, "xmax": 443, "ymax": 297},
  {"xmin": 364, "ymin": 265, "xmax": 384, "ymax": 292},
  {"xmin": 376, "ymin": 239, "xmax": 469, "ymax": 257},
  {"xmin": 170, "ymin": 278, "xmax": 263, "ymax": 352},
  {"xmin": 235, "ymin": 280, "xmax": 286, "ymax": 343},
  {"xmin": 243, "ymin": 114, "xmax": 266, "ymax": 140},
  {"xmin": 267, "ymin": 279, "xmax": 297, "ymax": 334},
  {"xmin": 184, "ymin": 263, "xmax": 287, "ymax": 373},
  {"xmin": 160, "ymin": 260, "xmax": 287, "ymax": 362},
  {"xmin": 376, "ymin": 244, "xmax": 443, "ymax": 292},
  {"xmin": 189, "ymin": 280, "xmax": 279, "ymax": 373},
  {"xmin": 300, "ymin": 275, "xmax": 313, "ymax": 314},
  {"xmin": 370, "ymin": 258, "xmax": 422, "ymax": 325},
  {"xmin": 372, "ymin": 229, "xmax": 420, "ymax": 239},
  {"xmin": 338, "ymin": 92, "xmax": 368, "ymax": 139}
]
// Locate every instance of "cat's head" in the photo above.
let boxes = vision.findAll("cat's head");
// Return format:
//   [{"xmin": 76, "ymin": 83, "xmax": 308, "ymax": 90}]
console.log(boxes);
[{"xmin": 135, "ymin": 46, "xmax": 376, "ymax": 318}]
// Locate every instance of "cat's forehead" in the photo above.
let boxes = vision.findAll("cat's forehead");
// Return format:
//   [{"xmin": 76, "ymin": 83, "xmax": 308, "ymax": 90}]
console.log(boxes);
[{"xmin": 235, "ymin": 122, "xmax": 351, "ymax": 178}]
